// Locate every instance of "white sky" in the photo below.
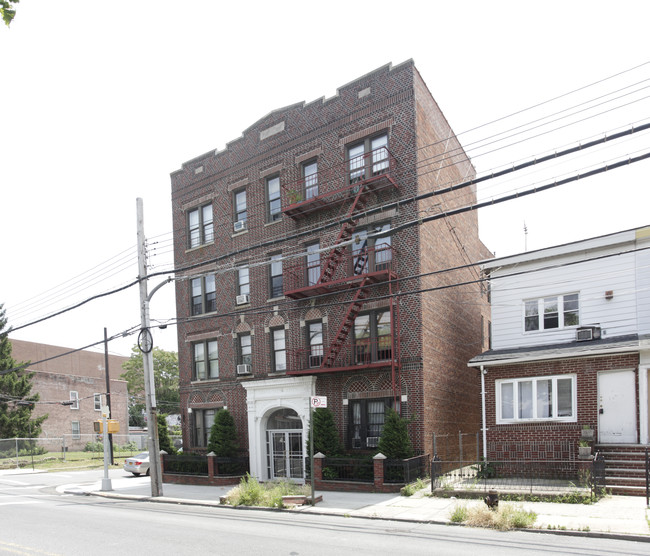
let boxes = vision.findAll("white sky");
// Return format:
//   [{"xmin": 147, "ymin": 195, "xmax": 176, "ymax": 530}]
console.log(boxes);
[{"xmin": 1, "ymin": 0, "xmax": 649, "ymax": 358}]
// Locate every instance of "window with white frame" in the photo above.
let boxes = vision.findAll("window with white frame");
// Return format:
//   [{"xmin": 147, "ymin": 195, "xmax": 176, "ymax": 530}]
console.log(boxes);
[
  {"xmin": 70, "ymin": 391, "xmax": 79, "ymax": 410},
  {"xmin": 266, "ymin": 175, "xmax": 282, "ymax": 222},
  {"xmin": 188, "ymin": 204, "xmax": 214, "ymax": 248},
  {"xmin": 192, "ymin": 408, "xmax": 215, "ymax": 448},
  {"xmin": 193, "ymin": 339, "xmax": 219, "ymax": 381},
  {"xmin": 524, "ymin": 293, "xmax": 579, "ymax": 332},
  {"xmin": 71, "ymin": 421, "xmax": 81, "ymax": 439},
  {"xmin": 237, "ymin": 333, "xmax": 252, "ymax": 367},
  {"xmin": 237, "ymin": 265, "xmax": 250, "ymax": 297},
  {"xmin": 302, "ymin": 160, "xmax": 318, "ymax": 200},
  {"xmin": 94, "ymin": 393, "xmax": 102, "ymax": 411},
  {"xmin": 271, "ymin": 327, "xmax": 286, "ymax": 372},
  {"xmin": 496, "ymin": 374, "xmax": 576, "ymax": 423},
  {"xmin": 269, "ymin": 253, "xmax": 283, "ymax": 298},
  {"xmin": 306, "ymin": 242, "xmax": 320, "ymax": 286},
  {"xmin": 308, "ymin": 321, "xmax": 323, "ymax": 368},
  {"xmin": 191, "ymin": 274, "xmax": 216, "ymax": 316},
  {"xmin": 347, "ymin": 133, "xmax": 389, "ymax": 184},
  {"xmin": 233, "ymin": 189, "xmax": 247, "ymax": 228}
]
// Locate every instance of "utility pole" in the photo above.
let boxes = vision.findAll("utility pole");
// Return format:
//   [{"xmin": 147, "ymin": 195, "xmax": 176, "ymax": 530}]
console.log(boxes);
[
  {"xmin": 137, "ymin": 198, "xmax": 163, "ymax": 497},
  {"xmin": 103, "ymin": 328, "xmax": 114, "ymax": 465}
]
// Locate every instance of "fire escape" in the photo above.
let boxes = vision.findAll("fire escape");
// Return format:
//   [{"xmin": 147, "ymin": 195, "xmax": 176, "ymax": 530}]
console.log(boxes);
[{"xmin": 283, "ymin": 145, "xmax": 402, "ymax": 402}]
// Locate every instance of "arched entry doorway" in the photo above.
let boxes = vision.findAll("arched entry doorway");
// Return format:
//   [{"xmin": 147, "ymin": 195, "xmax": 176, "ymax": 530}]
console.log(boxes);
[{"xmin": 266, "ymin": 408, "xmax": 303, "ymax": 481}]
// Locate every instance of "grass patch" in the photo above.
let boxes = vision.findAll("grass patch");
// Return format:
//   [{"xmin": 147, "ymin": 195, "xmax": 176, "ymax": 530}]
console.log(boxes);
[
  {"xmin": 223, "ymin": 474, "xmax": 311, "ymax": 508},
  {"xmin": 401, "ymin": 477, "xmax": 428, "ymax": 497},
  {"xmin": 449, "ymin": 502, "xmax": 537, "ymax": 531}
]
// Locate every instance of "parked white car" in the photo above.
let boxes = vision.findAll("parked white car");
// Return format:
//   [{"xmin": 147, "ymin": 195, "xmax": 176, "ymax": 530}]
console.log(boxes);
[{"xmin": 123, "ymin": 452, "xmax": 150, "ymax": 476}]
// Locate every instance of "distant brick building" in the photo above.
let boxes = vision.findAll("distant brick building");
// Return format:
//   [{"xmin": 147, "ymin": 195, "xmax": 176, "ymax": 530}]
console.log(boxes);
[
  {"xmin": 170, "ymin": 61, "xmax": 491, "ymax": 481},
  {"xmin": 10, "ymin": 339, "xmax": 129, "ymax": 449}
]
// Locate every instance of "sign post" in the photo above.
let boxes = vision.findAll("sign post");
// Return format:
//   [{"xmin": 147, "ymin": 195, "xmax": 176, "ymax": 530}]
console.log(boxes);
[{"xmin": 309, "ymin": 396, "xmax": 327, "ymax": 505}]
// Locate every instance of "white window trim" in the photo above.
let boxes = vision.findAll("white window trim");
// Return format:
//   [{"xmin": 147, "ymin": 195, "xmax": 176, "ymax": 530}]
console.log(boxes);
[
  {"xmin": 94, "ymin": 393, "xmax": 102, "ymax": 411},
  {"xmin": 71, "ymin": 421, "xmax": 81, "ymax": 439},
  {"xmin": 522, "ymin": 292, "xmax": 580, "ymax": 333},
  {"xmin": 495, "ymin": 374, "xmax": 577, "ymax": 424},
  {"xmin": 70, "ymin": 391, "xmax": 79, "ymax": 410}
]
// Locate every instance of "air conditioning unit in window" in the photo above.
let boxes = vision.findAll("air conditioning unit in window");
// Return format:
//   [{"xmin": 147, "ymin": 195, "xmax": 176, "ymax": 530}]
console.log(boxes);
[
  {"xmin": 235, "ymin": 294, "xmax": 250, "ymax": 305},
  {"xmin": 366, "ymin": 436, "xmax": 380, "ymax": 448},
  {"xmin": 233, "ymin": 220, "xmax": 246, "ymax": 233},
  {"xmin": 576, "ymin": 325, "xmax": 601, "ymax": 342},
  {"xmin": 308, "ymin": 354, "xmax": 323, "ymax": 368},
  {"xmin": 236, "ymin": 364, "xmax": 251, "ymax": 375}
]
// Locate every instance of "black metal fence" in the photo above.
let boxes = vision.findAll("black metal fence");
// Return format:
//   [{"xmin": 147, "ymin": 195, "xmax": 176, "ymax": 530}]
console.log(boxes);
[
  {"xmin": 162, "ymin": 454, "xmax": 248, "ymax": 476},
  {"xmin": 384, "ymin": 454, "xmax": 430, "ymax": 484},
  {"xmin": 431, "ymin": 456, "xmax": 601, "ymax": 498},
  {"xmin": 321, "ymin": 457, "xmax": 374, "ymax": 482}
]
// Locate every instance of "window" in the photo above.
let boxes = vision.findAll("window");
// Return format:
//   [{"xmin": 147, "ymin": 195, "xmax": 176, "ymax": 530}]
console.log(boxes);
[
  {"xmin": 234, "ymin": 189, "xmax": 247, "ymax": 227},
  {"xmin": 188, "ymin": 204, "xmax": 214, "ymax": 248},
  {"xmin": 351, "ymin": 223, "xmax": 391, "ymax": 275},
  {"xmin": 191, "ymin": 275, "xmax": 216, "ymax": 316},
  {"xmin": 354, "ymin": 310, "xmax": 392, "ymax": 364},
  {"xmin": 238, "ymin": 333, "xmax": 252, "ymax": 367},
  {"xmin": 94, "ymin": 393, "xmax": 102, "ymax": 411},
  {"xmin": 237, "ymin": 265, "xmax": 250, "ymax": 297},
  {"xmin": 307, "ymin": 321, "xmax": 324, "ymax": 368},
  {"xmin": 347, "ymin": 133, "xmax": 389, "ymax": 184},
  {"xmin": 193, "ymin": 340, "xmax": 219, "ymax": 380},
  {"xmin": 269, "ymin": 253, "xmax": 283, "ymax": 298},
  {"xmin": 306, "ymin": 242, "xmax": 320, "ymax": 286},
  {"xmin": 524, "ymin": 293, "xmax": 579, "ymax": 332},
  {"xmin": 266, "ymin": 175, "xmax": 281, "ymax": 222},
  {"xmin": 349, "ymin": 397, "xmax": 393, "ymax": 449},
  {"xmin": 302, "ymin": 160, "xmax": 318, "ymax": 200},
  {"xmin": 192, "ymin": 408, "xmax": 215, "ymax": 448},
  {"xmin": 497, "ymin": 375, "xmax": 576, "ymax": 423},
  {"xmin": 70, "ymin": 391, "xmax": 79, "ymax": 410},
  {"xmin": 271, "ymin": 328, "xmax": 286, "ymax": 372},
  {"xmin": 71, "ymin": 421, "xmax": 81, "ymax": 439}
]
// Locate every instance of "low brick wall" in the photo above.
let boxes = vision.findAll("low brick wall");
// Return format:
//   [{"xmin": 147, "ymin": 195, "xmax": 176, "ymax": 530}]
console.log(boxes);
[{"xmin": 313, "ymin": 453, "xmax": 403, "ymax": 493}]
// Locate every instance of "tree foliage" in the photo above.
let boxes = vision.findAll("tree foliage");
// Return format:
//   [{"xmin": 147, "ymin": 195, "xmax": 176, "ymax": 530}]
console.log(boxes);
[
  {"xmin": 0, "ymin": 303, "xmax": 47, "ymax": 439},
  {"xmin": 308, "ymin": 407, "xmax": 344, "ymax": 456},
  {"xmin": 207, "ymin": 409, "xmax": 239, "ymax": 457},
  {"xmin": 120, "ymin": 345, "xmax": 180, "ymax": 424},
  {"xmin": 377, "ymin": 408, "xmax": 413, "ymax": 459},
  {"xmin": 1, "ymin": 1, "xmax": 18, "ymax": 27},
  {"xmin": 156, "ymin": 413, "xmax": 177, "ymax": 454}
]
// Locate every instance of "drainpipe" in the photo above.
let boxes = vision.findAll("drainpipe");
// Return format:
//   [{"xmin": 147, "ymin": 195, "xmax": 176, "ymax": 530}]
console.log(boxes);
[{"xmin": 480, "ymin": 365, "xmax": 487, "ymax": 461}]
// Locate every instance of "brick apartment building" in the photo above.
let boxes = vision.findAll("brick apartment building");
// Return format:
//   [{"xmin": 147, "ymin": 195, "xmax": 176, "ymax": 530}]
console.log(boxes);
[
  {"xmin": 171, "ymin": 60, "xmax": 492, "ymax": 481},
  {"xmin": 10, "ymin": 339, "xmax": 129, "ymax": 449}
]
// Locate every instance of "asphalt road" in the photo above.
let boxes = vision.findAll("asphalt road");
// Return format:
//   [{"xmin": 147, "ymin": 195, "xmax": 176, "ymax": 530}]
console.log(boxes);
[{"xmin": 1, "ymin": 471, "xmax": 648, "ymax": 555}]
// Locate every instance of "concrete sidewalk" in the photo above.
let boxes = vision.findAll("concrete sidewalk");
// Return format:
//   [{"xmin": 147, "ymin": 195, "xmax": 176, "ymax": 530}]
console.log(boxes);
[{"xmin": 64, "ymin": 472, "xmax": 650, "ymax": 541}]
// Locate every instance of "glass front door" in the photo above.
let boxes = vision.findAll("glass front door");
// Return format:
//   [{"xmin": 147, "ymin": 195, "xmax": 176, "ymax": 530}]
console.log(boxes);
[{"xmin": 268, "ymin": 430, "xmax": 304, "ymax": 480}]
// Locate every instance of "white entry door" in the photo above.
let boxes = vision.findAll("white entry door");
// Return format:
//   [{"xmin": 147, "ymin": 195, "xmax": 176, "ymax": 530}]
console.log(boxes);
[
  {"xmin": 268, "ymin": 430, "xmax": 304, "ymax": 480},
  {"xmin": 598, "ymin": 370, "xmax": 637, "ymax": 443}
]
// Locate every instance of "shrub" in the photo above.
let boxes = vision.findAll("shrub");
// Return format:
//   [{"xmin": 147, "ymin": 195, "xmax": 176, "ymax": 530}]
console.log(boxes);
[
  {"xmin": 157, "ymin": 414, "xmax": 177, "ymax": 454},
  {"xmin": 463, "ymin": 503, "xmax": 537, "ymax": 531},
  {"xmin": 84, "ymin": 441, "xmax": 104, "ymax": 453},
  {"xmin": 377, "ymin": 408, "xmax": 413, "ymax": 459},
  {"xmin": 207, "ymin": 408, "xmax": 239, "ymax": 457},
  {"xmin": 224, "ymin": 474, "xmax": 310, "ymax": 508},
  {"xmin": 450, "ymin": 504, "xmax": 469, "ymax": 523},
  {"xmin": 308, "ymin": 408, "xmax": 343, "ymax": 457}
]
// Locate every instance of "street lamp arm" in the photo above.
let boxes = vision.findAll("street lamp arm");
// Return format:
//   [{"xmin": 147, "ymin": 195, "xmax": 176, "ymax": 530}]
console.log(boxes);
[{"xmin": 146, "ymin": 276, "xmax": 174, "ymax": 303}]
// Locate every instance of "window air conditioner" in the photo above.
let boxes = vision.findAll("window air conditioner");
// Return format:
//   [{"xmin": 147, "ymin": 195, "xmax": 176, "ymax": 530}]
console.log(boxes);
[
  {"xmin": 576, "ymin": 325, "xmax": 601, "ymax": 342},
  {"xmin": 236, "ymin": 364, "xmax": 251, "ymax": 375},
  {"xmin": 233, "ymin": 220, "xmax": 246, "ymax": 233},
  {"xmin": 235, "ymin": 294, "xmax": 250, "ymax": 305},
  {"xmin": 308, "ymin": 354, "xmax": 323, "ymax": 368},
  {"xmin": 366, "ymin": 436, "xmax": 380, "ymax": 448}
]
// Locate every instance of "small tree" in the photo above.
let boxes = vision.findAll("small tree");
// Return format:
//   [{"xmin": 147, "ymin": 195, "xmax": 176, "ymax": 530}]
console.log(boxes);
[
  {"xmin": 377, "ymin": 408, "xmax": 413, "ymax": 459},
  {"xmin": 308, "ymin": 407, "xmax": 343, "ymax": 456},
  {"xmin": 207, "ymin": 409, "xmax": 238, "ymax": 457},
  {"xmin": 157, "ymin": 413, "xmax": 176, "ymax": 454}
]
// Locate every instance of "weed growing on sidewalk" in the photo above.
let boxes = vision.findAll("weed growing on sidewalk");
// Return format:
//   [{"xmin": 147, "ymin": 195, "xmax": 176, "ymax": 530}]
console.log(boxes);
[
  {"xmin": 401, "ymin": 478, "xmax": 427, "ymax": 496},
  {"xmin": 223, "ymin": 473, "xmax": 310, "ymax": 508},
  {"xmin": 449, "ymin": 502, "xmax": 537, "ymax": 531}
]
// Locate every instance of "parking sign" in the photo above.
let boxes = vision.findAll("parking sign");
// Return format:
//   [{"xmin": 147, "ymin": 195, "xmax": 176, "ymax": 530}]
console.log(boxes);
[{"xmin": 310, "ymin": 396, "xmax": 327, "ymax": 408}]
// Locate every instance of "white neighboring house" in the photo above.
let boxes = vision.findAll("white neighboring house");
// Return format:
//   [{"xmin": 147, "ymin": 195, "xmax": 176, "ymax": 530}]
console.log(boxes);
[{"xmin": 469, "ymin": 225, "xmax": 650, "ymax": 470}]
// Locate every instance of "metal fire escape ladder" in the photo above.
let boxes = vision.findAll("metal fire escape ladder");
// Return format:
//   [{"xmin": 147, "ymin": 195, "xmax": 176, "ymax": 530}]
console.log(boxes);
[
  {"xmin": 317, "ymin": 185, "xmax": 367, "ymax": 284},
  {"xmin": 321, "ymin": 278, "xmax": 369, "ymax": 368}
]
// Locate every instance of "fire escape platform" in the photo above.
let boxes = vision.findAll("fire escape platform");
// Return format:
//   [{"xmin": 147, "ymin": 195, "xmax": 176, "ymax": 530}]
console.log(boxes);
[
  {"xmin": 287, "ymin": 360, "xmax": 392, "ymax": 376},
  {"xmin": 284, "ymin": 269, "xmax": 397, "ymax": 300},
  {"xmin": 282, "ymin": 174, "xmax": 399, "ymax": 219}
]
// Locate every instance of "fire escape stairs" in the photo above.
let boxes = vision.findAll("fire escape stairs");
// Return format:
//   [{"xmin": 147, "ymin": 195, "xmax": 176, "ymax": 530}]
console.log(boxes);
[
  {"xmin": 317, "ymin": 185, "xmax": 367, "ymax": 284},
  {"xmin": 321, "ymin": 277, "xmax": 370, "ymax": 368}
]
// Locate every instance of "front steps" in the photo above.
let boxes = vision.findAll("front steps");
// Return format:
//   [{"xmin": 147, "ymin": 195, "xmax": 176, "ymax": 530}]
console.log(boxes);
[{"xmin": 595, "ymin": 444, "xmax": 648, "ymax": 496}]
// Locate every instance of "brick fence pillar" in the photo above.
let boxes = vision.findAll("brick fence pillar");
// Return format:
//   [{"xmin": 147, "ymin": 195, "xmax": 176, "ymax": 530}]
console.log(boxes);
[
  {"xmin": 373, "ymin": 453, "xmax": 386, "ymax": 489},
  {"xmin": 207, "ymin": 451, "xmax": 216, "ymax": 479}
]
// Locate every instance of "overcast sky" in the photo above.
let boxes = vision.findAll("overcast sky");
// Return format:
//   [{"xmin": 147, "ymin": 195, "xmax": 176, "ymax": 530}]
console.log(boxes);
[{"xmin": 1, "ymin": 0, "xmax": 649, "ymax": 358}]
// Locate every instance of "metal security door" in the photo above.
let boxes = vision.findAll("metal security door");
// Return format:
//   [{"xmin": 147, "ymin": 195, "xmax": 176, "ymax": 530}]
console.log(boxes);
[
  {"xmin": 269, "ymin": 431, "xmax": 304, "ymax": 480},
  {"xmin": 598, "ymin": 370, "xmax": 637, "ymax": 443}
]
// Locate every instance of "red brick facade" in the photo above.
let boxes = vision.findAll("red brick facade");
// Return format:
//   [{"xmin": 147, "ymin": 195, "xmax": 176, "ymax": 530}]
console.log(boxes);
[{"xmin": 170, "ymin": 61, "xmax": 491, "ymax": 474}]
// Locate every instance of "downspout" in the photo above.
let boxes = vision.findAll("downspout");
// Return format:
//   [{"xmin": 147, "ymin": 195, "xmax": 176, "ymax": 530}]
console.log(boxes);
[{"xmin": 480, "ymin": 365, "xmax": 487, "ymax": 461}]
